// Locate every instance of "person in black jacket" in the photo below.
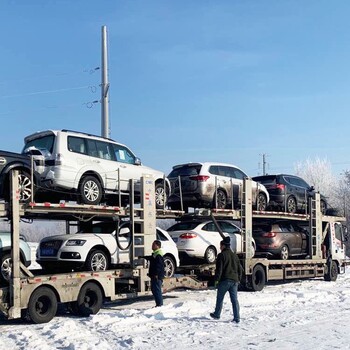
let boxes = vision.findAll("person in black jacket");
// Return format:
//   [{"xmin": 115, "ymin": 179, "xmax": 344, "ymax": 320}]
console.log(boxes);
[
  {"xmin": 142, "ymin": 240, "xmax": 165, "ymax": 307},
  {"xmin": 210, "ymin": 236, "xmax": 243, "ymax": 323}
]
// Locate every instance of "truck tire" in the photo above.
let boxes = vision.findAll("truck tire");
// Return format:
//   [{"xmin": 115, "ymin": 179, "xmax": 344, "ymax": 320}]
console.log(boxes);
[
  {"xmin": 163, "ymin": 255, "xmax": 176, "ymax": 278},
  {"xmin": 27, "ymin": 286, "xmax": 58, "ymax": 324},
  {"xmin": 324, "ymin": 260, "xmax": 338, "ymax": 282},
  {"xmin": 250, "ymin": 265, "xmax": 266, "ymax": 292},
  {"xmin": 71, "ymin": 282, "xmax": 103, "ymax": 317},
  {"xmin": 79, "ymin": 176, "xmax": 102, "ymax": 205}
]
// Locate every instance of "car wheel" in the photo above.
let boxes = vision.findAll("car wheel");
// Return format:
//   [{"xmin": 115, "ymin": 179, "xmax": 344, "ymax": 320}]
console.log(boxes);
[
  {"xmin": 27, "ymin": 286, "xmax": 58, "ymax": 324},
  {"xmin": 18, "ymin": 170, "xmax": 35, "ymax": 202},
  {"xmin": 280, "ymin": 245, "xmax": 289, "ymax": 260},
  {"xmin": 85, "ymin": 250, "xmax": 109, "ymax": 271},
  {"xmin": 286, "ymin": 196, "xmax": 297, "ymax": 213},
  {"xmin": 0, "ymin": 254, "xmax": 12, "ymax": 284},
  {"xmin": 163, "ymin": 255, "xmax": 176, "ymax": 278},
  {"xmin": 70, "ymin": 282, "xmax": 103, "ymax": 317},
  {"xmin": 320, "ymin": 200, "xmax": 327, "ymax": 215},
  {"xmin": 256, "ymin": 193, "xmax": 267, "ymax": 211},
  {"xmin": 204, "ymin": 246, "xmax": 217, "ymax": 263},
  {"xmin": 155, "ymin": 182, "xmax": 168, "ymax": 210},
  {"xmin": 213, "ymin": 189, "xmax": 227, "ymax": 209},
  {"xmin": 79, "ymin": 176, "xmax": 103, "ymax": 205}
]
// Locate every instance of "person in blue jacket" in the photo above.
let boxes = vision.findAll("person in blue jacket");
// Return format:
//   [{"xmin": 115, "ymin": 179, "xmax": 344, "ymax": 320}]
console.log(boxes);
[{"xmin": 143, "ymin": 240, "xmax": 165, "ymax": 307}]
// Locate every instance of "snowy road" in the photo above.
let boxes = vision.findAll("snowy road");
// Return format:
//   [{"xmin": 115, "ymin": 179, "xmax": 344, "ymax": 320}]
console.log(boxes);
[{"xmin": 1, "ymin": 270, "xmax": 350, "ymax": 350}]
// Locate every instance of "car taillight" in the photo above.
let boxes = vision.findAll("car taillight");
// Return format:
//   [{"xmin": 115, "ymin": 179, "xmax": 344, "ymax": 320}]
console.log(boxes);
[
  {"xmin": 179, "ymin": 232, "xmax": 197, "ymax": 239},
  {"xmin": 271, "ymin": 184, "xmax": 285, "ymax": 190},
  {"xmin": 189, "ymin": 175, "xmax": 210, "ymax": 182},
  {"xmin": 262, "ymin": 232, "xmax": 276, "ymax": 238}
]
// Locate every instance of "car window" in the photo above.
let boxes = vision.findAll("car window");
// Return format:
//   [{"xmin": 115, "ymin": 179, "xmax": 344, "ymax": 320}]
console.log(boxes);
[
  {"xmin": 168, "ymin": 165, "xmax": 201, "ymax": 178},
  {"xmin": 156, "ymin": 229, "xmax": 169, "ymax": 241},
  {"xmin": 280, "ymin": 224, "xmax": 293, "ymax": 232},
  {"xmin": 202, "ymin": 222, "xmax": 218, "ymax": 232},
  {"xmin": 232, "ymin": 168, "xmax": 246, "ymax": 180},
  {"xmin": 23, "ymin": 134, "xmax": 55, "ymax": 154},
  {"xmin": 68, "ymin": 136, "xmax": 86, "ymax": 154},
  {"xmin": 95, "ymin": 140, "xmax": 113, "ymax": 160},
  {"xmin": 167, "ymin": 222, "xmax": 200, "ymax": 231},
  {"xmin": 112, "ymin": 144, "xmax": 136, "ymax": 164},
  {"xmin": 209, "ymin": 166, "xmax": 220, "ymax": 176},
  {"xmin": 334, "ymin": 223, "xmax": 343, "ymax": 241},
  {"xmin": 252, "ymin": 176, "xmax": 277, "ymax": 185},
  {"xmin": 218, "ymin": 222, "xmax": 240, "ymax": 234}
]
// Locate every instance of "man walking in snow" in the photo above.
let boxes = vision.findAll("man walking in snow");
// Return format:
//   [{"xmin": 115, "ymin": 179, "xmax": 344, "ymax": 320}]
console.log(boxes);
[
  {"xmin": 142, "ymin": 240, "xmax": 165, "ymax": 307},
  {"xmin": 210, "ymin": 236, "xmax": 243, "ymax": 323}
]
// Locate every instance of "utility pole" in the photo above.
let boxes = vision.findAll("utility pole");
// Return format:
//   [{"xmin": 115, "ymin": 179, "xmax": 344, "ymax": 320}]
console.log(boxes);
[
  {"xmin": 101, "ymin": 25, "xmax": 110, "ymax": 138},
  {"xmin": 261, "ymin": 153, "xmax": 268, "ymax": 175}
]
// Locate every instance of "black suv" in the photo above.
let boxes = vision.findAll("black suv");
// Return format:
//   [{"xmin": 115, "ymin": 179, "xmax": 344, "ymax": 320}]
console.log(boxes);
[
  {"xmin": 0, "ymin": 150, "xmax": 38, "ymax": 202},
  {"xmin": 252, "ymin": 174, "xmax": 327, "ymax": 214}
]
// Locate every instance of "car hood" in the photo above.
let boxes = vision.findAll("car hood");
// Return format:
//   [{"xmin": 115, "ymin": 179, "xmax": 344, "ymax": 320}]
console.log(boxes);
[{"xmin": 40, "ymin": 233, "xmax": 112, "ymax": 242}]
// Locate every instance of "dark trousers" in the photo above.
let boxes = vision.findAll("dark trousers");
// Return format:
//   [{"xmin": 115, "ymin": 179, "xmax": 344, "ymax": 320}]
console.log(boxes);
[
  {"xmin": 151, "ymin": 278, "xmax": 163, "ymax": 306},
  {"xmin": 213, "ymin": 279, "xmax": 240, "ymax": 321}
]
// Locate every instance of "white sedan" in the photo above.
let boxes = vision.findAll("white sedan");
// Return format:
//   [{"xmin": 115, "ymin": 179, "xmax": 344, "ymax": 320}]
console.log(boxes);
[{"xmin": 167, "ymin": 219, "xmax": 255, "ymax": 264}]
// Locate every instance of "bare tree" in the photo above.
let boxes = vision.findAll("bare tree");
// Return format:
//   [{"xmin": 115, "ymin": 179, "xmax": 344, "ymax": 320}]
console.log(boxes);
[{"xmin": 294, "ymin": 157, "xmax": 338, "ymax": 208}]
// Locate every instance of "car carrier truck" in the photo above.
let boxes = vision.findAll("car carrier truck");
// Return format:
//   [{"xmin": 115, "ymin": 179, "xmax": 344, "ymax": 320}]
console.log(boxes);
[{"xmin": 0, "ymin": 171, "xmax": 347, "ymax": 323}]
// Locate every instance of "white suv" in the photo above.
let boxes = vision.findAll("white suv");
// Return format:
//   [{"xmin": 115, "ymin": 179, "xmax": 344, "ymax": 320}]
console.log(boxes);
[
  {"xmin": 37, "ymin": 221, "xmax": 180, "ymax": 278},
  {"xmin": 22, "ymin": 129, "xmax": 170, "ymax": 208},
  {"xmin": 167, "ymin": 162, "xmax": 270, "ymax": 211}
]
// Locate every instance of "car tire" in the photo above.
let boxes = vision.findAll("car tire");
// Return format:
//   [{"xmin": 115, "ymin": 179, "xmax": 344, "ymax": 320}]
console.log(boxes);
[
  {"xmin": 286, "ymin": 196, "xmax": 297, "ymax": 213},
  {"xmin": 79, "ymin": 176, "xmax": 103, "ymax": 205},
  {"xmin": 85, "ymin": 249, "xmax": 109, "ymax": 271},
  {"xmin": 204, "ymin": 246, "xmax": 217, "ymax": 264},
  {"xmin": 280, "ymin": 245, "xmax": 289, "ymax": 260},
  {"xmin": 70, "ymin": 282, "xmax": 103, "ymax": 317},
  {"xmin": 155, "ymin": 182, "xmax": 168, "ymax": 210},
  {"xmin": 213, "ymin": 189, "xmax": 227, "ymax": 209},
  {"xmin": 256, "ymin": 193, "xmax": 267, "ymax": 211},
  {"xmin": 0, "ymin": 253, "xmax": 12, "ymax": 285},
  {"xmin": 27, "ymin": 286, "xmax": 58, "ymax": 324},
  {"xmin": 163, "ymin": 255, "xmax": 176, "ymax": 278}
]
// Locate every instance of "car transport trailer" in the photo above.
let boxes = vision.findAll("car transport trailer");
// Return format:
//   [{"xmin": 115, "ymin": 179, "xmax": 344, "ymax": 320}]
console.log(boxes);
[
  {"xmin": 0, "ymin": 172, "xmax": 347, "ymax": 323},
  {"xmin": 0, "ymin": 171, "xmax": 207, "ymax": 323}
]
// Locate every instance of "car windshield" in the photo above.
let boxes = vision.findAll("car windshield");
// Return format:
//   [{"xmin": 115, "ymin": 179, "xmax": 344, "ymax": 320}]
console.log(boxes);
[
  {"xmin": 167, "ymin": 222, "xmax": 200, "ymax": 231},
  {"xmin": 252, "ymin": 176, "xmax": 277, "ymax": 185},
  {"xmin": 168, "ymin": 165, "xmax": 201, "ymax": 178},
  {"xmin": 22, "ymin": 134, "xmax": 55, "ymax": 154},
  {"xmin": 78, "ymin": 222, "xmax": 117, "ymax": 234}
]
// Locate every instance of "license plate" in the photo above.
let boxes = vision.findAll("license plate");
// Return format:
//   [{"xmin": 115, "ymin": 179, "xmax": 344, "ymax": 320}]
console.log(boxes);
[{"xmin": 41, "ymin": 248, "xmax": 55, "ymax": 256}]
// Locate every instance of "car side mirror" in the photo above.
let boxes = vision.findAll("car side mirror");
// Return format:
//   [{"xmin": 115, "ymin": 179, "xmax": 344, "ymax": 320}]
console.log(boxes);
[
  {"xmin": 134, "ymin": 157, "xmax": 141, "ymax": 166},
  {"xmin": 309, "ymin": 186, "xmax": 315, "ymax": 191}
]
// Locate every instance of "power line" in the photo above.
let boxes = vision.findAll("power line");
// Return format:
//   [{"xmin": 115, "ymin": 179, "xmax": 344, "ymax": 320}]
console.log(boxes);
[{"xmin": 0, "ymin": 85, "xmax": 94, "ymax": 99}]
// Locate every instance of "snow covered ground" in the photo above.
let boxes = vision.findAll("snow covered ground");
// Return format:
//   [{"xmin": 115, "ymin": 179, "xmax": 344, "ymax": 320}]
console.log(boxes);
[{"xmin": 1, "ymin": 267, "xmax": 350, "ymax": 350}]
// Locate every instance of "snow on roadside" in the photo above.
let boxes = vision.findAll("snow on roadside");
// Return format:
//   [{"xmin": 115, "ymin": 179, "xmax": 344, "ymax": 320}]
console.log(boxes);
[{"xmin": 1, "ymin": 270, "xmax": 350, "ymax": 349}]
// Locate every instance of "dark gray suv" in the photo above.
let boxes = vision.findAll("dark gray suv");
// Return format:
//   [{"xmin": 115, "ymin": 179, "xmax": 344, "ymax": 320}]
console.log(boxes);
[{"xmin": 252, "ymin": 174, "xmax": 327, "ymax": 214}]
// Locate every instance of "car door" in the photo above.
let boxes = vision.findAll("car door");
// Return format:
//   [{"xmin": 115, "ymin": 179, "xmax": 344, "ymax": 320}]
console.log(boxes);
[
  {"xmin": 290, "ymin": 223, "xmax": 306, "ymax": 254},
  {"xmin": 111, "ymin": 143, "xmax": 144, "ymax": 193},
  {"xmin": 86, "ymin": 139, "xmax": 120, "ymax": 191},
  {"xmin": 200, "ymin": 221, "xmax": 223, "ymax": 253},
  {"xmin": 287, "ymin": 176, "xmax": 309, "ymax": 209}
]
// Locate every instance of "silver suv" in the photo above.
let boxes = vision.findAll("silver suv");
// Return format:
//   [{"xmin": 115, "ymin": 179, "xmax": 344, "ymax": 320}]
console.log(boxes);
[
  {"xmin": 23, "ymin": 130, "xmax": 170, "ymax": 208},
  {"xmin": 167, "ymin": 162, "xmax": 269, "ymax": 211}
]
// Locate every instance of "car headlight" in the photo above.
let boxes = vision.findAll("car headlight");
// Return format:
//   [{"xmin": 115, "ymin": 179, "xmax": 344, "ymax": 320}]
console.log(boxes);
[{"xmin": 66, "ymin": 239, "xmax": 86, "ymax": 246}]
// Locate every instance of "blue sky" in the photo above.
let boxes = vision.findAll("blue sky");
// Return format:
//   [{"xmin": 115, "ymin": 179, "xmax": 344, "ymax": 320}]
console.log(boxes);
[{"xmin": 0, "ymin": 0, "xmax": 349, "ymax": 177}]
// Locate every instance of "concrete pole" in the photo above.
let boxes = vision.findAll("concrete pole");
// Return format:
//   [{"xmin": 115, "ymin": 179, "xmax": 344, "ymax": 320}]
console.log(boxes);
[{"xmin": 101, "ymin": 25, "xmax": 110, "ymax": 138}]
